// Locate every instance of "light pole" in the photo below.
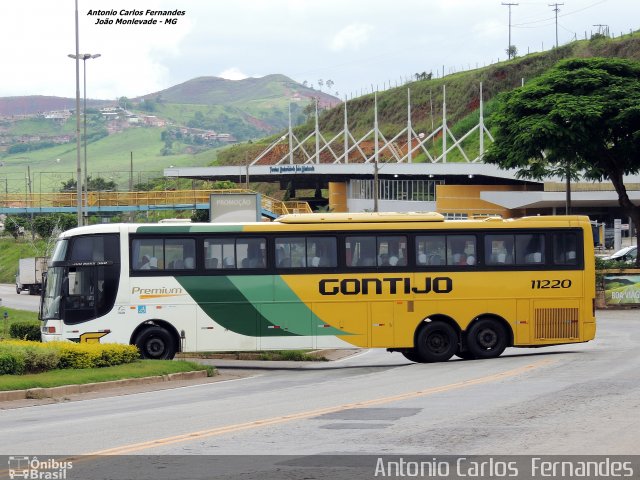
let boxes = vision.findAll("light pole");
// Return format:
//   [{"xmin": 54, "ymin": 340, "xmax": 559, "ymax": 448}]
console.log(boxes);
[{"xmin": 68, "ymin": 52, "xmax": 100, "ymax": 225}]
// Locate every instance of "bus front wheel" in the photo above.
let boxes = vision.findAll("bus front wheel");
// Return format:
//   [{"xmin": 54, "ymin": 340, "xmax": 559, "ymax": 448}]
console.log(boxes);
[
  {"xmin": 465, "ymin": 318, "xmax": 508, "ymax": 359},
  {"xmin": 415, "ymin": 321, "xmax": 457, "ymax": 362},
  {"xmin": 135, "ymin": 326, "xmax": 177, "ymax": 360}
]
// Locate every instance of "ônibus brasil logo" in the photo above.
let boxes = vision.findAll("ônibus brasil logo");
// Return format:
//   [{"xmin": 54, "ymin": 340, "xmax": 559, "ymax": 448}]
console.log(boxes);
[{"xmin": 8, "ymin": 456, "xmax": 72, "ymax": 479}]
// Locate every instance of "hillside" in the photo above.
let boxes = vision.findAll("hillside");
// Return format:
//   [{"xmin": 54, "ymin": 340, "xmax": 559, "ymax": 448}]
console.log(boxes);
[
  {"xmin": 137, "ymin": 74, "xmax": 340, "ymax": 136},
  {"xmin": 216, "ymin": 32, "xmax": 640, "ymax": 166},
  {"xmin": 0, "ymin": 74, "xmax": 340, "ymax": 192},
  {"xmin": 140, "ymin": 74, "xmax": 338, "ymax": 108}
]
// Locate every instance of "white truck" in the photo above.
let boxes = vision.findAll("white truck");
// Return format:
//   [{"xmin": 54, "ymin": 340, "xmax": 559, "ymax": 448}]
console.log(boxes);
[{"xmin": 16, "ymin": 257, "xmax": 48, "ymax": 295}]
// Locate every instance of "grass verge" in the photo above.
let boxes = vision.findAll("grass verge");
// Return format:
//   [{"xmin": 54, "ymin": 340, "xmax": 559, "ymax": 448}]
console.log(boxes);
[
  {"xmin": 186, "ymin": 350, "xmax": 328, "ymax": 361},
  {"xmin": 0, "ymin": 307, "xmax": 39, "ymax": 339},
  {"xmin": 0, "ymin": 360, "xmax": 214, "ymax": 391}
]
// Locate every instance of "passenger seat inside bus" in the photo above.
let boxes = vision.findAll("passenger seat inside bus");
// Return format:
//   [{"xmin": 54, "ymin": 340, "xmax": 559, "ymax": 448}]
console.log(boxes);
[{"xmin": 206, "ymin": 258, "xmax": 219, "ymax": 269}]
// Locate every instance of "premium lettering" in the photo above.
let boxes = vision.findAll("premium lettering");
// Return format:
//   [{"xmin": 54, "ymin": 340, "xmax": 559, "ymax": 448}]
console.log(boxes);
[{"xmin": 132, "ymin": 286, "xmax": 183, "ymax": 295}]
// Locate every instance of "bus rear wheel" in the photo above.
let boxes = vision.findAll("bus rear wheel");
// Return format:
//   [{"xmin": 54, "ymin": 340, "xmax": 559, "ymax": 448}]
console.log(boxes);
[
  {"xmin": 135, "ymin": 326, "xmax": 177, "ymax": 360},
  {"xmin": 415, "ymin": 321, "xmax": 457, "ymax": 363},
  {"xmin": 466, "ymin": 318, "xmax": 508, "ymax": 359}
]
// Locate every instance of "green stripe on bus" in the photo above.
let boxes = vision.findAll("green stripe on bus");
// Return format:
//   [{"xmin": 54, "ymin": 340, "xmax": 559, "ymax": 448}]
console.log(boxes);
[
  {"xmin": 230, "ymin": 276, "xmax": 347, "ymax": 337},
  {"xmin": 175, "ymin": 275, "xmax": 348, "ymax": 338},
  {"xmin": 136, "ymin": 225, "xmax": 245, "ymax": 234}
]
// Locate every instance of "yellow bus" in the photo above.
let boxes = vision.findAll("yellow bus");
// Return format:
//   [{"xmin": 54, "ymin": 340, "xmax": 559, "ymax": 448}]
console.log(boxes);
[{"xmin": 39, "ymin": 213, "xmax": 596, "ymax": 362}]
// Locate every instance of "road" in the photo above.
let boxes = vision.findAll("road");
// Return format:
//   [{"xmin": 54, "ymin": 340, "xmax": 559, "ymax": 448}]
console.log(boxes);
[
  {"xmin": 0, "ymin": 309, "xmax": 638, "ymax": 479},
  {"xmin": 0, "ymin": 283, "xmax": 40, "ymax": 312}
]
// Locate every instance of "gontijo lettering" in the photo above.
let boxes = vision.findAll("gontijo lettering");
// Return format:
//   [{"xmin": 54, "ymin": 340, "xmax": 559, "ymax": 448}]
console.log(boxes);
[{"xmin": 319, "ymin": 276, "xmax": 453, "ymax": 295}]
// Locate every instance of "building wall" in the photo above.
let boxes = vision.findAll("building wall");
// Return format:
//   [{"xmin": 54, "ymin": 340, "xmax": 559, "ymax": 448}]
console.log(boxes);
[
  {"xmin": 347, "ymin": 198, "xmax": 437, "ymax": 213},
  {"xmin": 436, "ymin": 184, "xmax": 528, "ymax": 218},
  {"xmin": 328, "ymin": 182, "xmax": 348, "ymax": 212}
]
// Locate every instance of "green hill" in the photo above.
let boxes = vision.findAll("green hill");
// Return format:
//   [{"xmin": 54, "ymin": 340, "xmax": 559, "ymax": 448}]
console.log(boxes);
[
  {"xmin": 216, "ymin": 32, "xmax": 640, "ymax": 166},
  {"xmin": 0, "ymin": 74, "xmax": 340, "ymax": 192}
]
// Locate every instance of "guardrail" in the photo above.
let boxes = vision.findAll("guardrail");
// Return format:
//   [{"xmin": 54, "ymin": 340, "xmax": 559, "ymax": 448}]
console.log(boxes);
[{"xmin": 0, "ymin": 189, "xmax": 312, "ymax": 216}]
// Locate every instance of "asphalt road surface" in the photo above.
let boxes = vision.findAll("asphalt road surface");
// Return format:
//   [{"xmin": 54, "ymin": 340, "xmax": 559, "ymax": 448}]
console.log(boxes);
[
  {"xmin": 0, "ymin": 283, "xmax": 40, "ymax": 312},
  {"xmin": 0, "ymin": 308, "xmax": 638, "ymax": 463}
]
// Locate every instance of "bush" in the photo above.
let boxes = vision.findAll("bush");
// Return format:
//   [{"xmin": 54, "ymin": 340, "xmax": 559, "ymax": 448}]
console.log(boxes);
[
  {"xmin": 23, "ymin": 345, "xmax": 59, "ymax": 373},
  {"xmin": 9, "ymin": 321, "xmax": 42, "ymax": 342},
  {"xmin": 50, "ymin": 342, "xmax": 139, "ymax": 369},
  {"xmin": 0, "ymin": 347, "xmax": 26, "ymax": 375},
  {"xmin": 0, "ymin": 340, "xmax": 140, "ymax": 374}
]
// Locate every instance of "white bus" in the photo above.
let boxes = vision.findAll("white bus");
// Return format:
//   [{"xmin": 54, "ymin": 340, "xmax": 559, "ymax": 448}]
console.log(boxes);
[{"xmin": 40, "ymin": 213, "xmax": 596, "ymax": 362}]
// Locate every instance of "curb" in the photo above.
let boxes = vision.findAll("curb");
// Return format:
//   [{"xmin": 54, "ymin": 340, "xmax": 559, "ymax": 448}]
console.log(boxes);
[{"xmin": 0, "ymin": 370, "xmax": 208, "ymax": 402}]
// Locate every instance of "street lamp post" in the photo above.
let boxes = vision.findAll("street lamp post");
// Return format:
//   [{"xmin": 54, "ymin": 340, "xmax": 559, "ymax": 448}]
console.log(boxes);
[{"xmin": 68, "ymin": 53, "xmax": 100, "ymax": 225}]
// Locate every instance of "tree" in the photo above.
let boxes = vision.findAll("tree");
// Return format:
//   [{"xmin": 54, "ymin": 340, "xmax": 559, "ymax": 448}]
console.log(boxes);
[
  {"xmin": 33, "ymin": 214, "xmax": 77, "ymax": 239},
  {"xmin": 326, "ymin": 79, "xmax": 334, "ymax": 91},
  {"xmin": 317, "ymin": 79, "xmax": 324, "ymax": 91},
  {"xmin": 506, "ymin": 45, "xmax": 518, "ymax": 59},
  {"xmin": 60, "ymin": 176, "xmax": 117, "ymax": 193},
  {"xmin": 484, "ymin": 57, "xmax": 640, "ymax": 265}
]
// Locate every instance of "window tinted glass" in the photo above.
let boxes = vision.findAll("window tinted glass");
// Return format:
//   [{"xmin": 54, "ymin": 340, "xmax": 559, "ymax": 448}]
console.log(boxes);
[
  {"xmin": 377, "ymin": 236, "xmax": 407, "ymax": 267},
  {"xmin": 204, "ymin": 239, "xmax": 234, "ymax": 269},
  {"xmin": 416, "ymin": 236, "xmax": 446, "ymax": 265},
  {"xmin": 70, "ymin": 235, "xmax": 119, "ymax": 262},
  {"xmin": 345, "ymin": 237, "xmax": 377, "ymax": 267},
  {"xmin": 516, "ymin": 234, "xmax": 545, "ymax": 265},
  {"xmin": 306, "ymin": 237, "xmax": 337, "ymax": 268},
  {"xmin": 132, "ymin": 239, "xmax": 163, "ymax": 270},
  {"xmin": 553, "ymin": 232, "xmax": 578, "ymax": 265},
  {"xmin": 237, "ymin": 238, "xmax": 266, "ymax": 269},
  {"xmin": 447, "ymin": 235, "xmax": 477, "ymax": 266},
  {"xmin": 484, "ymin": 235, "xmax": 514, "ymax": 266}
]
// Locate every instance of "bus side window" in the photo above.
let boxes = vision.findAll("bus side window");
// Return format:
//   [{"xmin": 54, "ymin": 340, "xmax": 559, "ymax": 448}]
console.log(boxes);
[
  {"xmin": 346, "ymin": 237, "xmax": 376, "ymax": 267},
  {"xmin": 553, "ymin": 232, "xmax": 578, "ymax": 265},
  {"xmin": 306, "ymin": 237, "xmax": 337, "ymax": 268},
  {"xmin": 484, "ymin": 235, "xmax": 514, "ymax": 266},
  {"xmin": 275, "ymin": 238, "xmax": 305, "ymax": 269},
  {"xmin": 238, "ymin": 238, "xmax": 266, "ymax": 269},
  {"xmin": 204, "ymin": 239, "xmax": 234, "ymax": 270},
  {"xmin": 377, "ymin": 236, "xmax": 407, "ymax": 267},
  {"xmin": 448, "ymin": 235, "xmax": 477, "ymax": 266},
  {"xmin": 416, "ymin": 235, "xmax": 446, "ymax": 266},
  {"xmin": 517, "ymin": 234, "xmax": 545, "ymax": 264}
]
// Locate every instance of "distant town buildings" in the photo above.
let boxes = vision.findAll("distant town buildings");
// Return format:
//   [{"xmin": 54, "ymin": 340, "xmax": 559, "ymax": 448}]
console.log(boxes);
[{"xmin": 0, "ymin": 105, "xmax": 234, "ymax": 153}]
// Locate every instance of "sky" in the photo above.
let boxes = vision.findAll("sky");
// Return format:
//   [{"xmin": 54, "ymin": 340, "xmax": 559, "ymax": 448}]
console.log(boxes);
[{"xmin": 1, "ymin": 0, "xmax": 638, "ymax": 101}]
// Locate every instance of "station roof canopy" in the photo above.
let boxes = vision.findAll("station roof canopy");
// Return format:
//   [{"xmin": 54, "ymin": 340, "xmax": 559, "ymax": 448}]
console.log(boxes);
[{"xmin": 164, "ymin": 163, "xmax": 535, "ymax": 188}]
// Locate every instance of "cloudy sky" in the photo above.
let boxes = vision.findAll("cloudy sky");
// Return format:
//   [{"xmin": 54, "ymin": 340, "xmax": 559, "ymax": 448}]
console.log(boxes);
[{"xmin": 2, "ymin": 0, "xmax": 638, "ymax": 100}]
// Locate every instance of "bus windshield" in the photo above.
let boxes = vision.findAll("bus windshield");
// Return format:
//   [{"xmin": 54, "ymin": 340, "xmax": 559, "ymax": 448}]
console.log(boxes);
[{"xmin": 40, "ymin": 266, "xmax": 65, "ymax": 320}]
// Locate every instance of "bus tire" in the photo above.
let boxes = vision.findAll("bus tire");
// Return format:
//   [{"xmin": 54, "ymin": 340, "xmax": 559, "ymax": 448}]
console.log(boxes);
[
  {"xmin": 135, "ymin": 326, "xmax": 177, "ymax": 360},
  {"xmin": 466, "ymin": 318, "xmax": 508, "ymax": 359},
  {"xmin": 415, "ymin": 321, "xmax": 457, "ymax": 363},
  {"xmin": 400, "ymin": 350, "xmax": 423, "ymax": 363}
]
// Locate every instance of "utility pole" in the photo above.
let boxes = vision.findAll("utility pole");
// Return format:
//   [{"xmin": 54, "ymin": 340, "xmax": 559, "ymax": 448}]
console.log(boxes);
[
  {"xmin": 549, "ymin": 3, "xmax": 564, "ymax": 48},
  {"xmin": 502, "ymin": 3, "xmax": 519, "ymax": 59},
  {"xmin": 593, "ymin": 24, "xmax": 609, "ymax": 37}
]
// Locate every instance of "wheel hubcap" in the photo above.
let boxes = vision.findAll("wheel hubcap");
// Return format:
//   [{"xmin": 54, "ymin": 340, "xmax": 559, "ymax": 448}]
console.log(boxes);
[
  {"xmin": 147, "ymin": 338, "xmax": 165, "ymax": 356},
  {"xmin": 427, "ymin": 332, "xmax": 449, "ymax": 353},
  {"xmin": 477, "ymin": 328, "xmax": 497, "ymax": 349}
]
